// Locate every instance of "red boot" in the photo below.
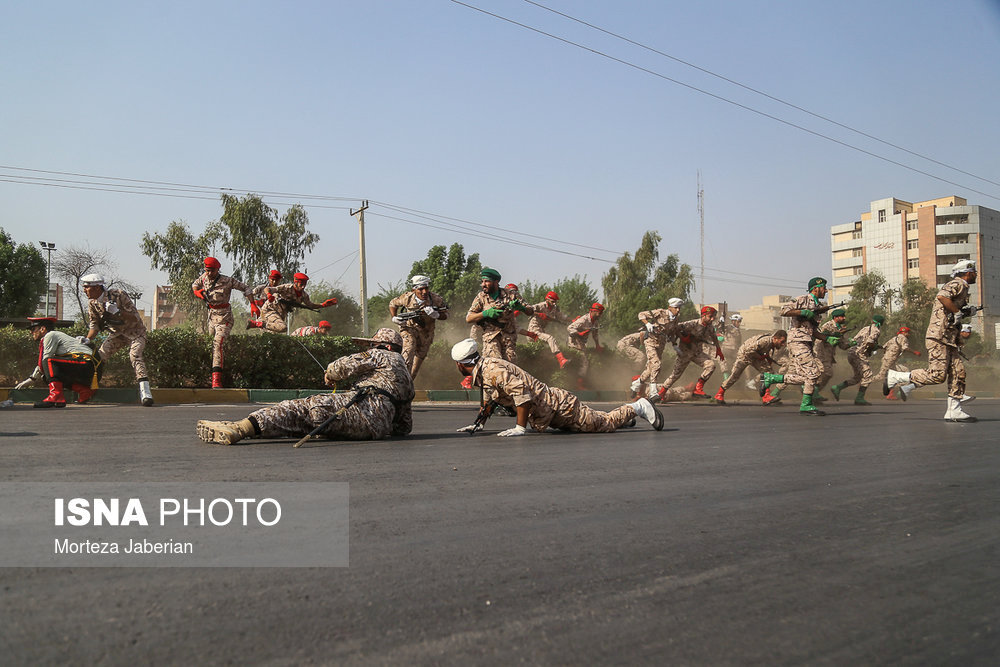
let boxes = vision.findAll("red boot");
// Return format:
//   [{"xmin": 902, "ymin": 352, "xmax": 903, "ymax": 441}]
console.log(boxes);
[
  {"xmin": 761, "ymin": 387, "xmax": 781, "ymax": 406},
  {"xmin": 555, "ymin": 352, "xmax": 569, "ymax": 368},
  {"xmin": 886, "ymin": 388, "xmax": 898, "ymax": 400},
  {"xmin": 692, "ymin": 378, "xmax": 708, "ymax": 398},
  {"xmin": 713, "ymin": 387, "xmax": 726, "ymax": 404},
  {"xmin": 211, "ymin": 371, "xmax": 223, "ymax": 389},
  {"xmin": 71, "ymin": 384, "xmax": 95, "ymax": 404},
  {"xmin": 34, "ymin": 381, "xmax": 67, "ymax": 408},
  {"xmin": 460, "ymin": 375, "xmax": 473, "ymax": 390},
  {"xmin": 656, "ymin": 385, "xmax": 668, "ymax": 403},
  {"xmin": 246, "ymin": 319, "xmax": 263, "ymax": 329}
]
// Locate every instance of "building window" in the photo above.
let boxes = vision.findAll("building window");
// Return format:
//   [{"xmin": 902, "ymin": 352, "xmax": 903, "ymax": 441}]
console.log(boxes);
[
  {"xmin": 852, "ymin": 230, "xmax": 863, "ymax": 240},
  {"xmin": 878, "ymin": 209, "xmax": 886, "ymax": 223},
  {"xmin": 908, "ymin": 258, "xmax": 919, "ymax": 269},
  {"xmin": 906, "ymin": 220, "xmax": 918, "ymax": 230},
  {"xmin": 852, "ymin": 248, "xmax": 863, "ymax": 257},
  {"xmin": 907, "ymin": 239, "xmax": 918, "ymax": 250},
  {"xmin": 852, "ymin": 266, "xmax": 863, "ymax": 275}
]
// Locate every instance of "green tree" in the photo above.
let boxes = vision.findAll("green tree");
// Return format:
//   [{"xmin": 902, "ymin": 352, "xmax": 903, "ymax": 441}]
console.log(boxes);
[
  {"xmin": 409, "ymin": 243, "xmax": 482, "ymax": 311},
  {"xmin": 601, "ymin": 231, "xmax": 695, "ymax": 336},
  {"xmin": 141, "ymin": 220, "xmax": 219, "ymax": 325},
  {"xmin": 287, "ymin": 281, "xmax": 363, "ymax": 336},
  {"xmin": 0, "ymin": 228, "xmax": 47, "ymax": 318},
  {"xmin": 845, "ymin": 270, "xmax": 888, "ymax": 331},
  {"xmin": 218, "ymin": 193, "xmax": 319, "ymax": 285},
  {"xmin": 366, "ymin": 279, "xmax": 408, "ymax": 330},
  {"xmin": 519, "ymin": 275, "xmax": 598, "ymax": 320},
  {"xmin": 889, "ymin": 278, "xmax": 937, "ymax": 343}
]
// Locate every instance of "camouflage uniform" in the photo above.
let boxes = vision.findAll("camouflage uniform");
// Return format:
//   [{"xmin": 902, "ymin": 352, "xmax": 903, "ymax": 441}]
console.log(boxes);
[
  {"xmin": 636, "ymin": 309, "xmax": 679, "ymax": 386},
  {"xmin": 467, "ymin": 287, "xmax": 526, "ymax": 362},
  {"xmin": 249, "ymin": 348, "xmax": 414, "ymax": 440},
  {"xmin": 566, "ymin": 312, "xmax": 601, "ymax": 376},
  {"xmin": 260, "ymin": 282, "xmax": 324, "ymax": 333},
  {"xmin": 88, "ymin": 288, "xmax": 149, "ymax": 381},
  {"xmin": 473, "ymin": 357, "xmax": 634, "ymax": 433},
  {"xmin": 192, "ymin": 272, "xmax": 253, "ymax": 368},
  {"xmin": 719, "ymin": 333, "xmax": 780, "ymax": 391},
  {"xmin": 389, "ymin": 289, "xmax": 448, "ymax": 377},
  {"xmin": 875, "ymin": 333, "xmax": 912, "ymax": 382},
  {"xmin": 657, "ymin": 318, "xmax": 717, "ymax": 392},
  {"xmin": 909, "ymin": 277, "xmax": 970, "ymax": 398},
  {"xmin": 813, "ymin": 320, "xmax": 851, "ymax": 393},
  {"xmin": 839, "ymin": 324, "xmax": 882, "ymax": 390},
  {"xmin": 291, "ymin": 325, "xmax": 324, "ymax": 337},
  {"xmin": 779, "ymin": 295, "xmax": 824, "ymax": 393},
  {"xmin": 719, "ymin": 323, "xmax": 742, "ymax": 374},
  {"xmin": 616, "ymin": 331, "xmax": 647, "ymax": 371},
  {"xmin": 527, "ymin": 300, "xmax": 570, "ymax": 354}
]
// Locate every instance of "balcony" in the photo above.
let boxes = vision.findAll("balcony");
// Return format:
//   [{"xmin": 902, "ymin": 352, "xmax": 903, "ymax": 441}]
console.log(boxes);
[
  {"xmin": 832, "ymin": 256, "xmax": 864, "ymax": 270},
  {"xmin": 935, "ymin": 242, "xmax": 974, "ymax": 256}
]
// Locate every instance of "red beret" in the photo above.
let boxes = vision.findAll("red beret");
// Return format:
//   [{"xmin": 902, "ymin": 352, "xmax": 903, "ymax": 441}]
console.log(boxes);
[
  {"xmin": 204, "ymin": 257, "xmax": 221, "ymax": 270},
  {"xmin": 293, "ymin": 272, "xmax": 309, "ymax": 282}
]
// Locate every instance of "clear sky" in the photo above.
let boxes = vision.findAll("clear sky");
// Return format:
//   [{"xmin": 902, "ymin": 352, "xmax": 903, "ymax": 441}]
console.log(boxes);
[{"xmin": 3, "ymin": 0, "xmax": 999, "ymax": 314}]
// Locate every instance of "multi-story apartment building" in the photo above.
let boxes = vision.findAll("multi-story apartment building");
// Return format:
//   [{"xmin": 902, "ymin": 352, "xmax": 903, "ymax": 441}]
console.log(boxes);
[
  {"xmin": 152, "ymin": 285, "xmax": 189, "ymax": 329},
  {"xmin": 830, "ymin": 196, "xmax": 1000, "ymax": 344},
  {"xmin": 35, "ymin": 282, "xmax": 63, "ymax": 319}
]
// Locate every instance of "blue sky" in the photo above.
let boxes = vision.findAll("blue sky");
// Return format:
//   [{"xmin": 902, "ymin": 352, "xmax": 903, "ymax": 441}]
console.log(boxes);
[{"xmin": 2, "ymin": 0, "xmax": 999, "ymax": 314}]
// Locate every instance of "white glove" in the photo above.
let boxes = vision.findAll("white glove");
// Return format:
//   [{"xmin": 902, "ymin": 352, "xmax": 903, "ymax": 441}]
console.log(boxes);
[
  {"xmin": 391, "ymin": 316, "xmax": 404, "ymax": 325},
  {"xmin": 645, "ymin": 322, "xmax": 655, "ymax": 333},
  {"xmin": 456, "ymin": 423, "xmax": 483, "ymax": 433},
  {"xmin": 105, "ymin": 302, "xmax": 119, "ymax": 315},
  {"xmin": 15, "ymin": 378, "xmax": 33, "ymax": 390},
  {"xmin": 423, "ymin": 306, "xmax": 439, "ymax": 319},
  {"xmin": 76, "ymin": 336, "xmax": 92, "ymax": 346},
  {"xmin": 497, "ymin": 424, "xmax": 527, "ymax": 437}
]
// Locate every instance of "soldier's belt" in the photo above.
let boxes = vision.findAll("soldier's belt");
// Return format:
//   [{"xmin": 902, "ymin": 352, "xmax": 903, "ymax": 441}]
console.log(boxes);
[{"xmin": 207, "ymin": 303, "xmax": 231, "ymax": 309}]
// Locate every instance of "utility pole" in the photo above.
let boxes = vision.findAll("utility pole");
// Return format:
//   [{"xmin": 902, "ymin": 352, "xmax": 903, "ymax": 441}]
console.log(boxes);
[
  {"xmin": 697, "ymin": 172, "xmax": 704, "ymax": 307},
  {"xmin": 351, "ymin": 200, "xmax": 370, "ymax": 336},
  {"xmin": 39, "ymin": 241, "xmax": 56, "ymax": 317}
]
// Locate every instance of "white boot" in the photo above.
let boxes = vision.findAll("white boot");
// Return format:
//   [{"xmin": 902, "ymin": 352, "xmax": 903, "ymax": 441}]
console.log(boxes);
[
  {"xmin": 631, "ymin": 398, "xmax": 664, "ymax": 431},
  {"xmin": 946, "ymin": 396, "xmax": 977, "ymax": 423},
  {"xmin": 139, "ymin": 380, "xmax": 154, "ymax": 407},
  {"xmin": 899, "ymin": 383, "xmax": 915, "ymax": 401},
  {"xmin": 958, "ymin": 394, "xmax": 975, "ymax": 405},
  {"xmin": 883, "ymin": 368, "xmax": 911, "ymax": 395}
]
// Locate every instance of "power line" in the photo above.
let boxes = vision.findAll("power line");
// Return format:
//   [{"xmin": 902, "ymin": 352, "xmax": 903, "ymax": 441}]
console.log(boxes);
[
  {"xmin": 520, "ymin": 0, "xmax": 1000, "ymax": 190},
  {"xmin": 448, "ymin": 0, "xmax": 1000, "ymax": 203}
]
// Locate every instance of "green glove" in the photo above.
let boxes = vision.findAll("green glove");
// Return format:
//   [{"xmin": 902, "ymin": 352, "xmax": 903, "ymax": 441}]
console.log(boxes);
[
  {"xmin": 509, "ymin": 299, "xmax": 527, "ymax": 312},
  {"xmin": 481, "ymin": 307, "xmax": 503, "ymax": 319},
  {"xmin": 826, "ymin": 336, "xmax": 839, "ymax": 346},
  {"xmin": 799, "ymin": 308, "xmax": 815, "ymax": 320},
  {"xmin": 848, "ymin": 338, "xmax": 858, "ymax": 347}
]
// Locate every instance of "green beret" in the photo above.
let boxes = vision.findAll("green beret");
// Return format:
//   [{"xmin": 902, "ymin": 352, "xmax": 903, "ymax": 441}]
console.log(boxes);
[
  {"xmin": 831, "ymin": 309, "xmax": 846, "ymax": 318},
  {"xmin": 480, "ymin": 267, "xmax": 501, "ymax": 281},
  {"xmin": 807, "ymin": 277, "xmax": 827, "ymax": 290},
  {"xmin": 872, "ymin": 315, "xmax": 885, "ymax": 326}
]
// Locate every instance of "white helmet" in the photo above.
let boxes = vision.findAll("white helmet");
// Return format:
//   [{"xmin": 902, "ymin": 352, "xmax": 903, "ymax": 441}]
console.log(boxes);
[
  {"xmin": 411, "ymin": 274, "xmax": 431, "ymax": 288},
  {"xmin": 951, "ymin": 259, "xmax": 977, "ymax": 276},
  {"xmin": 730, "ymin": 313, "xmax": 743, "ymax": 322},
  {"xmin": 667, "ymin": 297, "xmax": 684, "ymax": 308},
  {"xmin": 451, "ymin": 338, "xmax": 479, "ymax": 364},
  {"xmin": 961, "ymin": 323, "xmax": 973, "ymax": 333},
  {"xmin": 81, "ymin": 273, "xmax": 105, "ymax": 287}
]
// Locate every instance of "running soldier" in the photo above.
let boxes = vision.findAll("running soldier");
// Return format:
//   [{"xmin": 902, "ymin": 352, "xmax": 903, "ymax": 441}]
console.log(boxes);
[
  {"xmin": 760, "ymin": 277, "xmax": 839, "ymax": 416},
  {"xmin": 713, "ymin": 330, "xmax": 787, "ymax": 405},
  {"xmin": 81, "ymin": 273, "xmax": 154, "ymax": 406},
  {"xmin": 247, "ymin": 270, "xmax": 283, "ymax": 326},
  {"xmin": 248, "ymin": 272, "xmax": 337, "ymax": 333},
  {"xmin": 830, "ymin": 315, "xmax": 884, "ymax": 405},
  {"xmin": 291, "ymin": 321, "xmax": 332, "ymax": 337},
  {"xmin": 812, "ymin": 308, "xmax": 852, "ymax": 402},
  {"xmin": 196, "ymin": 328, "xmax": 414, "ymax": 445},
  {"xmin": 875, "ymin": 326, "xmax": 921, "ymax": 399},
  {"xmin": 192, "ymin": 257, "xmax": 255, "ymax": 388},
  {"xmin": 566, "ymin": 303, "xmax": 605, "ymax": 388},
  {"xmin": 527, "ymin": 290, "xmax": 571, "ymax": 368},
  {"xmin": 885, "ymin": 259, "xmax": 979, "ymax": 421},
  {"xmin": 15, "ymin": 317, "xmax": 98, "ymax": 408},
  {"xmin": 719, "ymin": 313, "xmax": 743, "ymax": 379},
  {"xmin": 389, "ymin": 274, "xmax": 449, "ymax": 379},
  {"xmin": 450, "ymin": 338, "xmax": 663, "ymax": 435},
  {"xmin": 654, "ymin": 305, "xmax": 724, "ymax": 401},
  {"xmin": 504, "ymin": 283, "xmax": 543, "ymax": 347},
  {"xmin": 466, "ymin": 267, "xmax": 532, "ymax": 363},
  {"xmin": 635, "ymin": 297, "xmax": 684, "ymax": 401}
]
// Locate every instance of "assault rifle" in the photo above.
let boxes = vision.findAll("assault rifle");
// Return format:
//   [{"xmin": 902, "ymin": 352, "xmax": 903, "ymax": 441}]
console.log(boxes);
[
  {"xmin": 396, "ymin": 305, "xmax": 447, "ymax": 326},
  {"xmin": 468, "ymin": 400, "xmax": 499, "ymax": 436},
  {"xmin": 809, "ymin": 301, "xmax": 847, "ymax": 318},
  {"xmin": 947, "ymin": 304, "xmax": 984, "ymax": 327}
]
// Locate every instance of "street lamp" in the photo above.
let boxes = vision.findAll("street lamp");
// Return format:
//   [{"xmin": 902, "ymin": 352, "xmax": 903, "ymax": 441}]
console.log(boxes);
[{"xmin": 39, "ymin": 241, "xmax": 56, "ymax": 317}]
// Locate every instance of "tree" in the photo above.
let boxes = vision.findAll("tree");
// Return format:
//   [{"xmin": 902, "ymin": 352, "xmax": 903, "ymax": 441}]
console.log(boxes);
[
  {"xmin": 0, "ymin": 228, "xmax": 47, "ymax": 318},
  {"xmin": 52, "ymin": 244, "xmax": 115, "ymax": 320},
  {"xmin": 845, "ymin": 270, "xmax": 888, "ymax": 331},
  {"xmin": 601, "ymin": 231, "xmax": 695, "ymax": 336},
  {"xmin": 408, "ymin": 243, "xmax": 482, "ymax": 312},
  {"xmin": 141, "ymin": 220, "xmax": 219, "ymax": 325},
  {"xmin": 889, "ymin": 278, "xmax": 937, "ymax": 342},
  {"xmin": 218, "ymin": 193, "xmax": 319, "ymax": 285},
  {"xmin": 287, "ymin": 280, "xmax": 363, "ymax": 336},
  {"xmin": 519, "ymin": 275, "xmax": 598, "ymax": 320}
]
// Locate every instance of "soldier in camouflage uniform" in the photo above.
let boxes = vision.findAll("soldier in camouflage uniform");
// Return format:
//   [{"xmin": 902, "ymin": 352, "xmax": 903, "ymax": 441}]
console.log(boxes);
[
  {"xmin": 635, "ymin": 297, "xmax": 684, "ymax": 401},
  {"xmin": 713, "ymin": 330, "xmax": 787, "ymax": 405},
  {"xmin": 617, "ymin": 330, "xmax": 648, "ymax": 371},
  {"xmin": 248, "ymin": 272, "xmax": 337, "ymax": 333},
  {"xmin": 291, "ymin": 321, "xmax": 332, "ymax": 337},
  {"xmin": 192, "ymin": 257, "xmax": 255, "ymax": 388},
  {"xmin": 813, "ymin": 308, "xmax": 852, "ymax": 402},
  {"xmin": 466, "ymin": 267, "xmax": 532, "ymax": 363},
  {"xmin": 718, "ymin": 313, "xmax": 743, "ymax": 378},
  {"xmin": 81, "ymin": 273, "xmax": 154, "ymax": 407},
  {"xmin": 247, "ymin": 269, "xmax": 283, "ymax": 326},
  {"xmin": 654, "ymin": 305, "xmax": 723, "ymax": 401},
  {"xmin": 450, "ymin": 339, "xmax": 663, "ymax": 436},
  {"xmin": 830, "ymin": 315, "xmax": 884, "ymax": 405},
  {"xmin": 196, "ymin": 328, "xmax": 414, "ymax": 445},
  {"xmin": 760, "ymin": 277, "xmax": 834, "ymax": 416},
  {"xmin": 389, "ymin": 274, "xmax": 449, "ymax": 380},
  {"xmin": 874, "ymin": 326, "xmax": 921, "ymax": 388},
  {"xmin": 885, "ymin": 259, "xmax": 979, "ymax": 422},
  {"xmin": 566, "ymin": 302, "xmax": 604, "ymax": 388},
  {"xmin": 527, "ymin": 290, "xmax": 571, "ymax": 368}
]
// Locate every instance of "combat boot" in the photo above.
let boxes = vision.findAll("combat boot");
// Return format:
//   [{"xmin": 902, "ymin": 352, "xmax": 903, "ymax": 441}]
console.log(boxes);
[
  {"xmin": 692, "ymin": 378, "xmax": 708, "ymax": 398},
  {"xmin": 555, "ymin": 352, "xmax": 569, "ymax": 368},
  {"xmin": 830, "ymin": 383, "xmax": 842, "ymax": 401},
  {"xmin": 139, "ymin": 379, "xmax": 154, "ymax": 407},
  {"xmin": 945, "ymin": 396, "xmax": 977, "ymax": 423},
  {"xmin": 883, "ymin": 368, "xmax": 911, "ymax": 396},
  {"xmin": 70, "ymin": 384, "xmax": 95, "ymax": 404},
  {"xmin": 196, "ymin": 418, "xmax": 257, "ymax": 445},
  {"xmin": 246, "ymin": 319, "xmax": 263, "ymax": 329},
  {"xmin": 713, "ymin": 387, "xmax": 726, "ymax": 405},
  {"xmin": 761, "ymin": 386, "xmax": 781, "ymax": 406},
  {"xmin": 34, "ymin": 381, "xmax": 67, "ymax": 408},
  {"xmin": 758, "ymin": 373, "xmax": 784, "ymax": 397},
  {"xmin": 799, "ymin": 393, "xmax": 825, "ymax": 416},
  {"xmin": 631, "ymin": 397, "xmax": 664, "ymax": 431},
  {"xmin": 854, "ymin": 387, "xmax": 870, "ymax": 406}
]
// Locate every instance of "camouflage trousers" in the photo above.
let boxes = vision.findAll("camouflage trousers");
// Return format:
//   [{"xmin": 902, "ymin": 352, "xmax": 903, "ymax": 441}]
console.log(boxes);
[
  {"xmin": 250, "ymin": 391, "xmax": 396, "ymax": 440},
  {"xmin": 874, "ymin": 350, "xmax": 902, "ymax": 383},
  {"xmin": 638, "ymin": 337, "xmax": 667, "ymax": 384},
  {"xmin": 780, "ymin": 339, "xmax": 819, "ymax": 394},
  {"xmin": 262, "ymin": 310, "xmax": 288, "ymax": 333},
  {"xmin": 908, "ymin": 340, "xmax": 965, "ymax": 398},
  {"xmin": 617, "ymin": 338, "xmax": 646, "ymax": 371},
  {"xmin": 545, "ymin": 401, "xmax": 635, "ymax": 433},
  {"xmin": 567, "ymin": 336, "xmax": 591, "ymax": 376},
  {"xmin": 839, "ymin": 352, "xmax": 874, "ymax": 389},
  {"xmin": 99, "ymin": 332, "xmax": 148, "ymax": 381},
  {"xmin": 208, "ymin": 310, "xmax": 234, "ymax": 368},
  {"xmin": 482, "ymin": 332, "xmax": 517, "ymax": 363},
  {"xmin": 659, "ymin": 346, "xmax": 715, "ymax": 392},
  {"xmin": 813, "ymin": 347, "xmax": 836, "ymax": 392},
  {"xmin": 533, "ymin": 330, "xmax": 561, "ymax": 354},
  {"xmin": 400, "ymin": 326, "xmax": 434, "ymax": 375},
  {"xmin": 720, "ymin": 354, "xmax": 770, "ymax": 391}
]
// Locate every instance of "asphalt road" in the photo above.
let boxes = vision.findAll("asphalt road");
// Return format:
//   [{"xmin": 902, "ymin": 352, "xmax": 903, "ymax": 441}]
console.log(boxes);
[{"xmin": 1, "ymin": 398, "xmax": 998, "ymax": 665}]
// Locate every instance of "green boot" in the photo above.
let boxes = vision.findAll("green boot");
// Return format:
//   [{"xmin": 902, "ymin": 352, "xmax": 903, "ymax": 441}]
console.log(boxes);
[
  {"xmin": 813, "ymin": 393, "xmax": 828, "ymax": 403},
  {"xmin": 758, "ymin": 373, "xmax": 784, "ymax": 397},
  {"xmin": 830, "ymin": 383, "xmax": 842, "ymax": 401},
  {"xmin": 799, "ymin": 393, "xmax": 825, "ymax": 416},
  {"xmin": 854, "ymin": 386, "xmax": 870, "ymax": 406}
]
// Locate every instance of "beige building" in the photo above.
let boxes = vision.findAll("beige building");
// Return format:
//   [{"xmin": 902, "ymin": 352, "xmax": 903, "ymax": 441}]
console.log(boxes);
[
  {"xmin": 152, "ymin": 285, "xmax": 189, "ymax": 329},
  {"xmin": 830, "ymin": 196, "xmax": 1000, "ymax": 343}
]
